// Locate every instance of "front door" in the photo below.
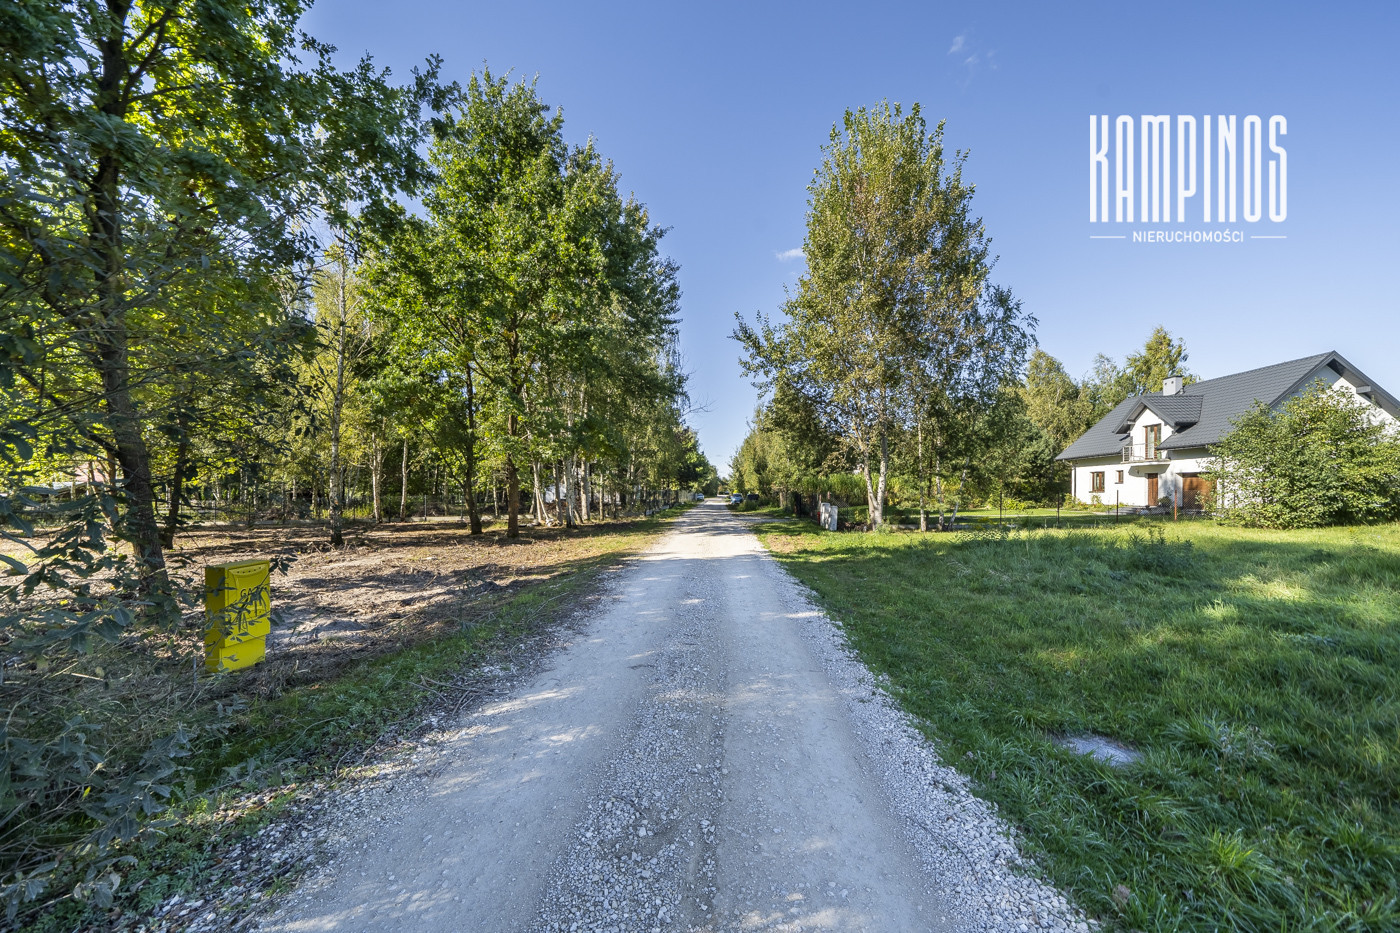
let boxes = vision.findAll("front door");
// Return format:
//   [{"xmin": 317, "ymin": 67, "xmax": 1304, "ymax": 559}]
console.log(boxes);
[{"xmin": 1146, "ymin": 473, "xmax": 1159, "ymax": 506}]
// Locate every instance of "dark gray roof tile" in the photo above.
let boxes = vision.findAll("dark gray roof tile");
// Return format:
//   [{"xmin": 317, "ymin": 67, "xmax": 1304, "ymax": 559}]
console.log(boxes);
[
  {"xmin": 1112, "ymin": 395, "xmax": 1203, "ymax": 432},
  {"xmin": 1158, "ymin": 353, "xmax": 1333, "ymax": 449},
  {"xmin": 1057, "ymin": 396, "xmax": 1137, "ymax": 460}
]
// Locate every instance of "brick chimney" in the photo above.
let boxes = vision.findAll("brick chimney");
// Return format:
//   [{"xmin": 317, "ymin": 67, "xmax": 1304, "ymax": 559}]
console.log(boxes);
[{"xmin": 1162, "ymin": 374, "xmax": 1184, "ymax": 396}]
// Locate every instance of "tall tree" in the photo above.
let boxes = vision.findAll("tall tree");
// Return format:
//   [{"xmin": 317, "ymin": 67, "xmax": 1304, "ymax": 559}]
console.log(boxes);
[
  {"xmin": 306, "ymin": 244, "xmax": 380, "ymax": 547},
  {"xmin": 0, "ymin": 0, "xmax": 446, "ymax": 594},
  {"xmin": 1121, "ymin": 325, "xmax": 1192, "ymax": 397},
  {"xmin": 737, "ymin": 102, "xmax": 1030, "ymax": 526},
  {"xmin": 1023, "ymin": 348, "xmax": 1093, "ymax": 453},
  {"xmin": 1082, "ymin": 327, "xmax": 1195, "ymax": 416},
  {"xmin": 0, "ymin": 6, "xmax": 449, "ymax": 910},
  {"xmin": 373, "ymin": 71, "xmax": 684, "ymax": 537},
  {"xmin": 420, "ymin": 72, "xmax": 569, "ymax": 538}
]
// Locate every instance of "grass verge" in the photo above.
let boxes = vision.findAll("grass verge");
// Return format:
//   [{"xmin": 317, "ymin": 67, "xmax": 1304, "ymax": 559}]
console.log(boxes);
[{"xmin": 753, "ymin": 518, "xmax": 1400, "ymax": 932}]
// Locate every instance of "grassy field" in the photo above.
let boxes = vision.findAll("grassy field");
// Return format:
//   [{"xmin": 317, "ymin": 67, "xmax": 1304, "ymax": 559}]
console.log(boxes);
[{"xmin": 753, "ymin": 518, "xmax": 1400, "ymax": 932}]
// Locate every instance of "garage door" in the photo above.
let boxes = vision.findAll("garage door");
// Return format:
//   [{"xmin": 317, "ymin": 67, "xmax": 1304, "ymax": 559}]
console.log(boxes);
[{"xmin": 1181, "ymin": 473, "xmax": 1214, "ymax": 509}]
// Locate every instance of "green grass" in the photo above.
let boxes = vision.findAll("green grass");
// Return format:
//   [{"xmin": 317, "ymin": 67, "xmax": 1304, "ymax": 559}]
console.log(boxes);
[
  {"xmin": 834, "ymin": 502, "xmax": 1131, "ymax": 527},
  {"xmin": 754, "ymin": 519, "xmax": 1400, "ymax": 932}
]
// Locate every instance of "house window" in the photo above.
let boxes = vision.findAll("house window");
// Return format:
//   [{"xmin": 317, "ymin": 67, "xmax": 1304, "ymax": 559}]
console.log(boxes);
[
  {"xmin": 1090, "ymin": 471, "xmax": 1105, "ymax": 493},
  {"xmin": 1116, "ymin": 470, "xmax": 1124, "ymax": 484}
]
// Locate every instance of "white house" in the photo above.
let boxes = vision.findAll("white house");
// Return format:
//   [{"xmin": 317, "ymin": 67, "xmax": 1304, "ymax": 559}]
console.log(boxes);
[{"xmin": 1056, "ymin": 351, "xmax": 1400, "ymax": 509}]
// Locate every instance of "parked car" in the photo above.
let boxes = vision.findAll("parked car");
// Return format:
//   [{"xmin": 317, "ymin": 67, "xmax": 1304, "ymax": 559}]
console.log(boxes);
[
  {"xmin": 730, "ymin": 494, "xmax": 743, "ymax": 505},
  {"xmin": 746, "ymin": 493, "xmax": 759, "ymax": 502},
  {"xmin": 694, "ymin": 492, "xmax": 705, "ymax": 501}
]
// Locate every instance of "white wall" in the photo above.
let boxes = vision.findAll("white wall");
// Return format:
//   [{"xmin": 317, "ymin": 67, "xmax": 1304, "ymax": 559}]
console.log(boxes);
[{"xmin": 1069, "ymin": 448, "xmax": 1212, "ymax": 509}]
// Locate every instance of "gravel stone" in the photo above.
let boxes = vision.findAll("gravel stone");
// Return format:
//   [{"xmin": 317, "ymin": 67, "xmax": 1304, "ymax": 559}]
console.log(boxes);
[{"xmin": 132, "ymin": 504, "xmax": 1096, "ymax": 933}]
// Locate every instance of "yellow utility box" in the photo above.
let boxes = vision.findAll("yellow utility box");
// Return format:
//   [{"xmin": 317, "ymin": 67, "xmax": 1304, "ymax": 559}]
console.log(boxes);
[{"xmin": 205, "ymin": 559, "xmax": 271, "ymax": 672}]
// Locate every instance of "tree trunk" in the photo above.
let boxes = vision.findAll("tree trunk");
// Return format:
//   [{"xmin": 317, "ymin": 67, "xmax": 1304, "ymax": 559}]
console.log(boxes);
[
  {"xmin": 567, "ymin": 457, "xmax": 582, "ymax": 527},
  {"xmin": 505, "ymin": 453, "xmax": 521, "ymax": 538},
  {"xmin": 860, "ymin": 458, "xmax": 885, "ymax": 530},
  {"xmin": 949, "ymin": 459, "xmax": 970, "ymax": 526},
  {"xmin": 580, "ymin": 460, "xmax": 591, "ymax": 522},
  {"xmin": 399, "ymin": 437, "xmax": 409, "ymax": 521},
  {"xmin": 465, "ymin": 469, "xmax": 482, "ymax": 534},
  {"xmin": 160, "ymin": 412, "xmax": 192, "ymax": 548},
  {"xmin": 327, "ymin": 251, "xmax": 348, "ymax": 548},
  {"xmin": 873, "ymin": 434, "xmax": 889, "ymax": 528},
  {"xmin": 464, "ymin": 370, "xmax": 482, "ymax": 534},
  {"xmin": 461, "ymin": 437, "xmax": 482, "ymax": 534},
  {"xmin": 554, "ymin": 462, "xmax": 564, "ymax": 525},
  {"xmin": 96, "ymin": 298, "xmax": 168, "ymax": 590},
  {"xmin": 531, "ymin": 459, "xmax": 547, "ymax": 525},
  {"xmin": 88, "ymin": 4, "xmax": 169, "ymax": 604},
  {"xmin": 935, "ymin": 452, "xmax": 946, "ymax": 528},
  {"xmin": 370, "ymin": 430, "xmax": 383, "ymax": 523},
  {"xmin": 917, "ymin": 422, "xmax": 927, "ymax": 533}
]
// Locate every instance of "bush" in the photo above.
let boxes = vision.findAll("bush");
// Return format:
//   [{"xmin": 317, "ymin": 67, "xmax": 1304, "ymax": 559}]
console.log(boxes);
[
  {"xmin": 1208, "ymin": 383, "xmax": 1400, "ymax": 528},
  {"xmin": 0, "ymin": 466, "xmax": 194, "ymax": 920}
]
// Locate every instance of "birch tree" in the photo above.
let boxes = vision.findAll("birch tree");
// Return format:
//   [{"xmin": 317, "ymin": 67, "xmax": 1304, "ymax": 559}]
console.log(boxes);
[
  {"xmin": 307, "ymin": 244, "xmax": 380, "ymax": 546},
  {"xmin": 737, "ymin": 102, "xmax": 1029, "ymax": 526}
]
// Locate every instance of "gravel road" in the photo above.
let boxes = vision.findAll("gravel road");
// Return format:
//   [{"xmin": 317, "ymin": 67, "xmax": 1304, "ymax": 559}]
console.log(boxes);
[{"xmin": 258, "ymin": 502, "xmax": 1090, "ymax": 933}]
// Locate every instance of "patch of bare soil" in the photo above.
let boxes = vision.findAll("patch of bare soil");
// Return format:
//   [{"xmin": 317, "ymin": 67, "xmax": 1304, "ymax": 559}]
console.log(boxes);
[{"xmin": 166, "ymin": 515, "xmax": 655, "ymax": 698}]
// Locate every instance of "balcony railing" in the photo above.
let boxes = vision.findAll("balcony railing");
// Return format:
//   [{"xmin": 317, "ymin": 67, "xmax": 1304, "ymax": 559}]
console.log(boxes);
[{"xmin": 1121, "ymin": 443, "xmax": 1169, "ymax": 463}]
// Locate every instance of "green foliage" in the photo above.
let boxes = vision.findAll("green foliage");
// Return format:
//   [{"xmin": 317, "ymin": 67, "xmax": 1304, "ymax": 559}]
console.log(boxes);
[
  {"xmin": 0, "ymin": 0, "xmax": 448, "ymax": 917},
  {"xmin": 736, "ymin": 102, "xmax": 1033, "ymax": 527},
  {"xmin": 1208, "ymin": 382, "xmax": 1400, "ymax": 528},
  {"xmin": 363, "ymin": 71, "xmax": 701, "ymax": 535},
  {"xmin": 1023, "ymin": 349, "xmax": 1094, "ymax": 452},
  {"xmin": 756, "ymin": 519, "xmax": 1400, "ymax": 932},
  {"xmin": 0, "ymin": 8, "xmax": 703, "ymax": 920},
  {"xmin": 1082, "ymin": 327, "xmax": 1195, "ymax": 418},
  {"xmin": 1121, "ymin": 325, "xmax": 1193, "ymax": 398}
]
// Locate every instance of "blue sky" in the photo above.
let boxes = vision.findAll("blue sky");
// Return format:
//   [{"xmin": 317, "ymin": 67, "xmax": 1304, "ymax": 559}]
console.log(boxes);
[{"xmin": 303, "ymin": 1, "xmax": 1400, "ymax": 471}]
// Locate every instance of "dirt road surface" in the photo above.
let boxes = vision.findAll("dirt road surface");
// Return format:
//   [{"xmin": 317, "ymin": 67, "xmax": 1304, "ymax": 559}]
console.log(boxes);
[{"xmin": 258, "ymin": 502, "xmax": 1085, "ymax": 933}]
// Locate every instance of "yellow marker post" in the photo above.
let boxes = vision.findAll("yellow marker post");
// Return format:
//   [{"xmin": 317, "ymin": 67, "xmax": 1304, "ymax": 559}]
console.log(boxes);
[{"xmin": 205, "ymin": 559, "xmax": 271, "ymax": 672}]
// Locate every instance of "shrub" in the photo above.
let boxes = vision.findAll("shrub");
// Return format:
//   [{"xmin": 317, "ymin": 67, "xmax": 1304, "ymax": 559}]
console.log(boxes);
[{"xmin": 1208, "ymin": 382, "xmax": 1400, "ymax": 528}]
